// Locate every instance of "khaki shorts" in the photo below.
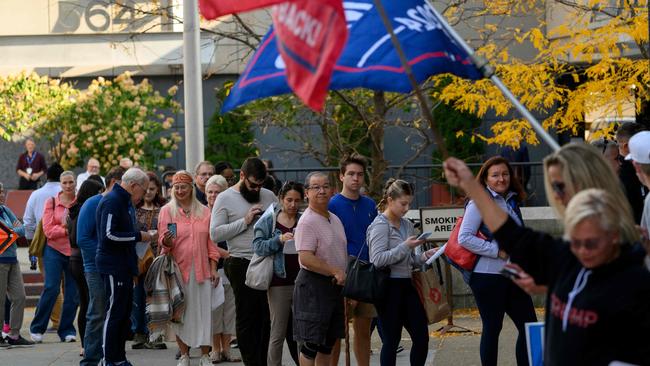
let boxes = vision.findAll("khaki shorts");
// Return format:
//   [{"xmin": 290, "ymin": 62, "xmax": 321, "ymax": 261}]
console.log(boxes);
[{"xmin": 345, "ymin": 299, "xmax": 377, "ymax": 319}]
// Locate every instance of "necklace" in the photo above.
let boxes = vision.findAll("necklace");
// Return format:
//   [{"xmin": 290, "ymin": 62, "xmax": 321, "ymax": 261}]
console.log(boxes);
[{"xmin": 180, "ymin": 207, "xmax": 191, "ymax": 218}]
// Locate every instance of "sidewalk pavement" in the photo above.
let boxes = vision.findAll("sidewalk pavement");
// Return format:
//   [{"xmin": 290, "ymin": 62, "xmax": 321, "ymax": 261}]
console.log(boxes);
[
  {"xmin": 1, "ymin": 307, "xmax": 540, "ymax": 366},
  {"xmin": 10, "ymin": 248, "xmax": 539, "ymax": 365}
]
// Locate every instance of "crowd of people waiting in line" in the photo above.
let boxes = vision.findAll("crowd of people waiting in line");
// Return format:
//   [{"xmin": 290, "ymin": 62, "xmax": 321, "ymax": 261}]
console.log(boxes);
[{"xmin": 0, "ymin": 122, "xmax": 648, "ymax": 366}]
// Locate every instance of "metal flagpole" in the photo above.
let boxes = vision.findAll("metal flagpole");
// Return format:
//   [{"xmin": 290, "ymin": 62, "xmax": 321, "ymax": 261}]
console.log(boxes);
[
  {"xmin": 424, "ymin": 0, "xmax": 561, "ymax": 152},
  {"xmin": 183, "ymin": 0, "xmax": 206, "ymax": 170}
]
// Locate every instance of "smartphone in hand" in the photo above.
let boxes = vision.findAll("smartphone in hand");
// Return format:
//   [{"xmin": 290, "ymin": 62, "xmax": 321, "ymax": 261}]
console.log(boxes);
[
  {"xmin": 500, "ymin": 267, "xmax": 521, "ymax": 280},
  {"xmin": 417, "ymin": 232, "xmax": 432, "ymax": 241},
  {"xmin": 167, "ymin": 223, "xmax": 177, "ymax": 238}
]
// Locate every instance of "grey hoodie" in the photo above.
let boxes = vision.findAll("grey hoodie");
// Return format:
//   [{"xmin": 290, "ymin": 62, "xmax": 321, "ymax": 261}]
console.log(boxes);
[{"xmin": 367, "ymin": 214, "xmax": 425, "ymax": 278}]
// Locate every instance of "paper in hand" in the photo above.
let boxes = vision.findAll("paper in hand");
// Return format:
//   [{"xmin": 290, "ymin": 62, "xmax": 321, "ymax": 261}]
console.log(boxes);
[
  {"xmin": 425, "ymin": 243, "xmax": 447, "ymax": 266},
  {"xmin": 283, "ymin": 239, "xmax": 297, "ymax": 254}
]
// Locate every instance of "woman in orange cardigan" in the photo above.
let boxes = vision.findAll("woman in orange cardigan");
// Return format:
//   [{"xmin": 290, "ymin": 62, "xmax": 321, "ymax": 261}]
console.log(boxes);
[{"xmin": 158, "ymin": 171, "xmax": 220, "ymax": 366}]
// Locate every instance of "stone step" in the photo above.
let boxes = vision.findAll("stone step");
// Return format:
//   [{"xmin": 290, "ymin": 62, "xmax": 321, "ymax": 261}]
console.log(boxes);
[{"xmin": 22, "ymin": 271, "xmax": 43, "ymax": 308}]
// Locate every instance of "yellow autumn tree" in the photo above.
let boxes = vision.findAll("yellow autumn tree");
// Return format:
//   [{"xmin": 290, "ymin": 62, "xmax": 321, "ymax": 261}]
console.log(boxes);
[{"xmin": 435, "ymin": 0, "xmax": 649, "ymax": 147}]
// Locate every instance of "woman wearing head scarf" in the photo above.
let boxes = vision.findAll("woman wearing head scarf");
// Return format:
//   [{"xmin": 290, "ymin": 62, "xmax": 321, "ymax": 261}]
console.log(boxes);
[{"xmin": 158, "ymin": 171, "xmax": 220, "ymax": 366}]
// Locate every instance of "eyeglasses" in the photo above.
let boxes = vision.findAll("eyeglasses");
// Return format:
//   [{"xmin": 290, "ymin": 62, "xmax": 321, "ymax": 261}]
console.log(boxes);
[
  {"xmin": 570, "ymin": 238, "xmax": 607, "ymax": 251},
  {"xmin": 551, "ymin": 181, "xmax": 566, "ymax": 197},
  {"xmin": 307, "ymin": 185, "xmax": 330, "ymax": 192},
  {"xmin": 246, "ymin": 177, "xmax": 265, "ymax": 189}
]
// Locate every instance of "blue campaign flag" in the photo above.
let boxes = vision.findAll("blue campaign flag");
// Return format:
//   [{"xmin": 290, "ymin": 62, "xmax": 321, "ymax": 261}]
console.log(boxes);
[{"xmin": 222, "ymin": 0, "xmax": 483, "ymax": 112}]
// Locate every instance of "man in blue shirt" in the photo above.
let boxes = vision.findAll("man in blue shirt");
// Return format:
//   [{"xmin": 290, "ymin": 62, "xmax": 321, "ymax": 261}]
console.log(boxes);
[
  {"xmin": 328, "ymin": 154, "xmax": 377, "ymax": 366},
  {"xmin": 77, "ymin": 167, "xmax": 124, "ymax": 366}
]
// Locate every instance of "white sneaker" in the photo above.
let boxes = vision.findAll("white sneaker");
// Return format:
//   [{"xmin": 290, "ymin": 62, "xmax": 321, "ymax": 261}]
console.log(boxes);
[
  {"xmin": 64, "ymin": 335, "xmax": 76, "ymax": 342},
  {"xmin": 177, "ymin": 354, "xmax": 190, "ymax": 366},
  {"xmin": 29, "ymin": 332, "xmax": 43, "ymax": 343},
  {"xmin": 199, "ymin": 355, "xmax": 212, "ymax": 366}
]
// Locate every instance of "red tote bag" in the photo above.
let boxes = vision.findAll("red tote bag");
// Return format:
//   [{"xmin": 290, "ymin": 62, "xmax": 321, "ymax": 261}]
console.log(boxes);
[{"xmin": 444, "ymin": 216, "xmax": 486, "ymax": 271}]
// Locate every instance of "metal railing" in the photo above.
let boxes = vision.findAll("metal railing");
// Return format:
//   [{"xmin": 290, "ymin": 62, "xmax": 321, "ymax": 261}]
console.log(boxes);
[{"xmin": 267, "ymin": 162, "xmax": 547, "ymax": 208}]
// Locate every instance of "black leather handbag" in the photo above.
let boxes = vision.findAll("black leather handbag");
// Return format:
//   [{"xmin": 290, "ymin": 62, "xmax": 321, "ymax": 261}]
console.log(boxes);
[{"xmin": 342, "ymin": 241, "xmax": 390, "ymax": 304}]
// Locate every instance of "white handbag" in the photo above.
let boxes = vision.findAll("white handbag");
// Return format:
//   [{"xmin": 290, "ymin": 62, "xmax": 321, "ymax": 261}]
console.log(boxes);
[{"xmin": 245, "ymin": 253, "xmax": 274, "ymax": 290}]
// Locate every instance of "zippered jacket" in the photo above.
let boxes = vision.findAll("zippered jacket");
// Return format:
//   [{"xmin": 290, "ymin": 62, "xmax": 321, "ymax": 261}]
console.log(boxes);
[{"xmin": 96, "ymin": 184, "xmax": 142, "ymax": 276}]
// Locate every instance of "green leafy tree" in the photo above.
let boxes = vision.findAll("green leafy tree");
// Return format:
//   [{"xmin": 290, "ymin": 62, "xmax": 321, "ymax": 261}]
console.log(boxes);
[
  {"xmin": 0, "ymin": 72, "xmax": 182, "ymax": 172},
  {"xmin": 205, "ymin": 82, "xmax": 258, "ymax": 167}
]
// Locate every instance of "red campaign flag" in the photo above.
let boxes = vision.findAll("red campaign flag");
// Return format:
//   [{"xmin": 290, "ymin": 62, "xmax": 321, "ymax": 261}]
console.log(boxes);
[
  {"xmin": 271, "ymin": 1, "xmax": 348, "ymax": 111},
  {"xmin": 198, "ymin": 0, "xmax": 286, "ymax": 20}
]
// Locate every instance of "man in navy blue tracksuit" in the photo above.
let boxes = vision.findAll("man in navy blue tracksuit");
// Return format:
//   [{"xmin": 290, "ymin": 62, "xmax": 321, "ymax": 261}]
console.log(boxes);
[{"xmin": 96, "ymin": 168, "xmax": 152, "ymax": 366}]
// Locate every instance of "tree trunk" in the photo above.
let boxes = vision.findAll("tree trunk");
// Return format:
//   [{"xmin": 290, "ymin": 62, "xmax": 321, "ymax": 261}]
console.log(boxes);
[{"xmin": 368, "ymin": 91, "xmax": 387, "ymax": 200}]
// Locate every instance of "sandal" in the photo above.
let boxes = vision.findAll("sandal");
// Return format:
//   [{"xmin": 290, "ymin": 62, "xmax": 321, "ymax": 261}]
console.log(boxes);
[{"xmin": 221, "ymin": 351, "xmax": 241, "ymax": 362}]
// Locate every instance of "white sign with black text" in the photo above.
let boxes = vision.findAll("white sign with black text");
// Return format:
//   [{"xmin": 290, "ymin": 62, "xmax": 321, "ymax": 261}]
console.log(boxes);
[{"xmin": 419, "ymin": 206, "xmax": 464, "ymax": 241}]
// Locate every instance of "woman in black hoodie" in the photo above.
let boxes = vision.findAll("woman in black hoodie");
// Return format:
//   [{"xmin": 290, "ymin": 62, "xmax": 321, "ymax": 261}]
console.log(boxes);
[{"xmin": 444, "ymin": 158, "xmax": 650, "ymax": 366}]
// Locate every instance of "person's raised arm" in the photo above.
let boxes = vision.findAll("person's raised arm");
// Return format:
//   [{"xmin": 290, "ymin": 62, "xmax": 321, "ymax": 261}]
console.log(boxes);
[{"xmin": 445, "ymin": 157, "xmax": 565, "ymax": 286}]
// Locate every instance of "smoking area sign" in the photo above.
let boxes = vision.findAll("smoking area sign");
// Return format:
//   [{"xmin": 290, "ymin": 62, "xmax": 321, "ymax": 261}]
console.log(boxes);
[{"xmin": 419, "ymin": 206, "xmax": 464, "ymax": 241}]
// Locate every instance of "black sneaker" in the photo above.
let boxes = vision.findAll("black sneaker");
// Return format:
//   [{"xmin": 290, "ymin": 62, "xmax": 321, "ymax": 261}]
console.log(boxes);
[
  {"xmin": 7, "ymin": 336, "xmax": 35, "ymax": 347},
  {"xmin": 0, "ymin": 337, "xmax": 10, "ymax": 348}
]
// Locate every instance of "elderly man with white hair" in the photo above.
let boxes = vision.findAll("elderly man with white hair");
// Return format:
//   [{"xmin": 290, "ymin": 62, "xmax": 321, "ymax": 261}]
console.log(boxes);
[
  {"xmin": 76, "ymin": 158, "xmax": 105, "ymax": 191},
  {"xmin": 96, "ymin": 168, "xmax": 154, "ymax": 366}
]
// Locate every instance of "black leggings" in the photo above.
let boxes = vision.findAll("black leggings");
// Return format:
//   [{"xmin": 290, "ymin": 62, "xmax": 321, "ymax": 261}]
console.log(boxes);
[
  {"xmin": 376, "ymin": 278, "xmax": 429, "ymax": 366},
  {"xmin": 69, "ymin": 255, "xmax": 88, "ymax": 347},
  {"xmin": 469, "ymin": 272, "xmax": 537, "ymax": 366}
]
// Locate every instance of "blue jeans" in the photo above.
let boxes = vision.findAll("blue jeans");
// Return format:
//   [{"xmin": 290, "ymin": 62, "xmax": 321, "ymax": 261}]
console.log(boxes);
[
  {"xmin": 30, "ymin": 245, "xmax": 79, "ymax": 340},
  {"xmin": 82, "ymin": 272, "xmax": 106, "ymax": 366},
  {"xmin": 130, "ymin": 277, "xmax": 148, "ymax": 335}
]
